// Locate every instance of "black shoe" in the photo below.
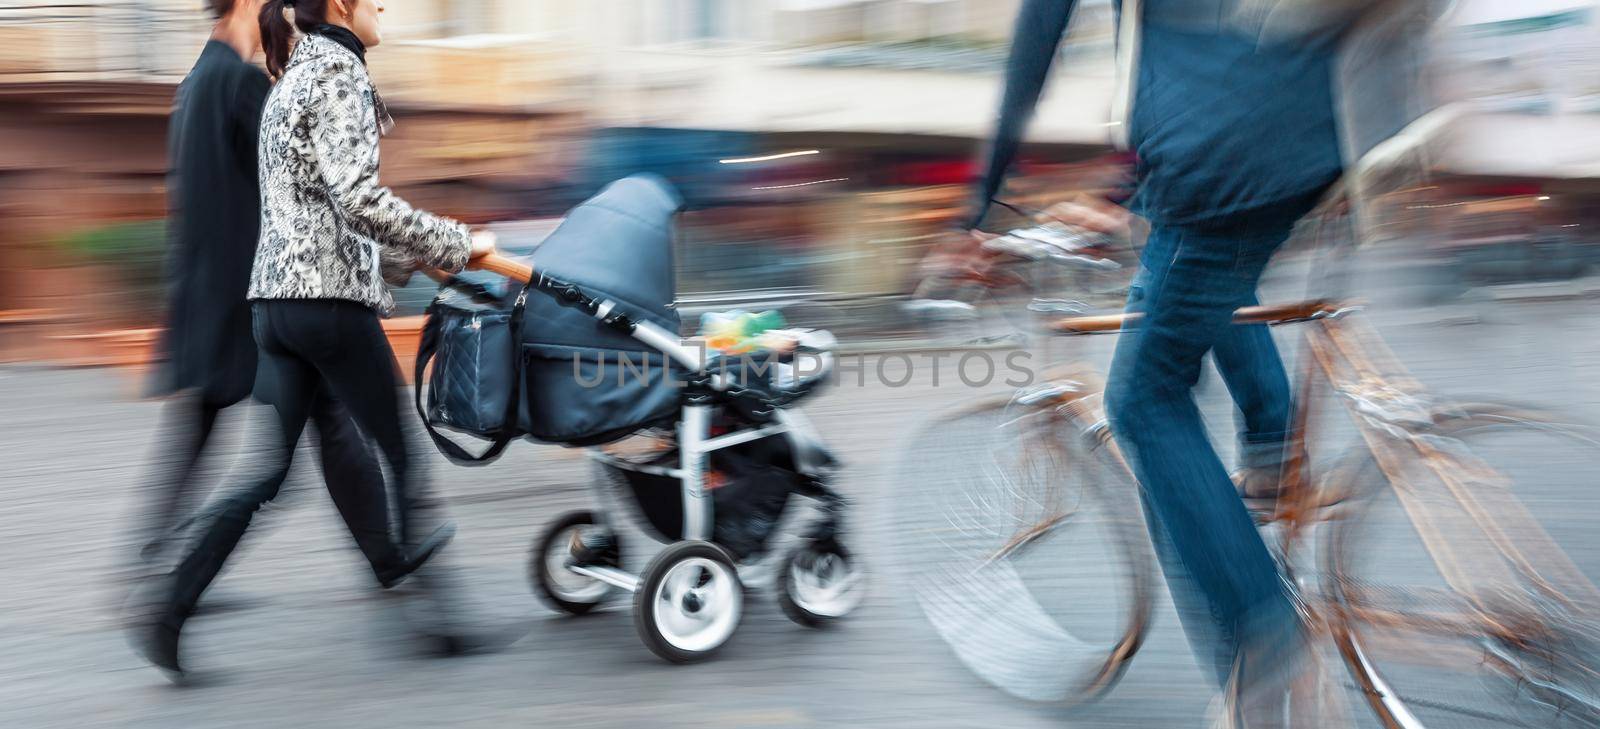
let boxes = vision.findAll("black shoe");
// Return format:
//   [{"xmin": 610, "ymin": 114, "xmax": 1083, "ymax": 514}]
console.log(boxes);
[
  {"xmin": 121, "ymin": 576, "xmax": 186, "ymax": 682},
  {"xmin": 127, "ymin": 618, "xmax": 186, "ymax": 684},
  {"xmin": 377, "ymin": 522, "xmax": 457, "ymax": 590}
]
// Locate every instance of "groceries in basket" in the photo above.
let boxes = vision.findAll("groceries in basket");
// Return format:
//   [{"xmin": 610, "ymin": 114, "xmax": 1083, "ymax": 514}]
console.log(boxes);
[{"xmin": 696, "ymin": 309, "xmax": 793, "ymax": 355}]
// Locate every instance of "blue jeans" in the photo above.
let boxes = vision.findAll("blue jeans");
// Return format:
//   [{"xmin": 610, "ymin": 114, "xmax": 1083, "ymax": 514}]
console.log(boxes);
[{"xmin": 1104, "ymin": 203, "xmax": 1309, "ymax": 687}]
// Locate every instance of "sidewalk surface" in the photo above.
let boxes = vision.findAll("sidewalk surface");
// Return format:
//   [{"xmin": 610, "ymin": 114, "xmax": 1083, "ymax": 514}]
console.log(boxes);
[{"xmin": 5, "ymin": 284, "xmax": 1600, "ymax": 728}]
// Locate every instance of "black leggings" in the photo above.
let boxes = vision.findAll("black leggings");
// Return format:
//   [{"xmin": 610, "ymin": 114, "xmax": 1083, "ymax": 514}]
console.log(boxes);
[
  {"xmin": 164, "ymin": 299, "xmax": 430, "ymax": 623},
  {"xmin": 136, "ymin": 390, "xmax": 397, "ymax": 575}
]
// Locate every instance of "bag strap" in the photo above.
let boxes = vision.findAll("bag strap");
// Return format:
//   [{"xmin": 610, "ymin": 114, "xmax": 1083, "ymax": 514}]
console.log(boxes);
[
  {"xmin": 412, "ymin": 278, "xmax": 530, "ymax": 465},
  {"xmin": 435, "ymin": 275, "xmax": 503, "ymax": 306}
]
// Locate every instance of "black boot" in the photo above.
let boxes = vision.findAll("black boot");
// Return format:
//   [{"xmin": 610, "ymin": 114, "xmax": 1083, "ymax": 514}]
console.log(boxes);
[
  {"xmin": 131, "ymin": 619, "xmax": 185, "ymax": 682},
  {"xmin": 123, "ymin": 576, "xmax": 188, "ymax": 684},
  {"xmin": 376, "ymin": 522, "xmax": 457, "ymax": 589}
]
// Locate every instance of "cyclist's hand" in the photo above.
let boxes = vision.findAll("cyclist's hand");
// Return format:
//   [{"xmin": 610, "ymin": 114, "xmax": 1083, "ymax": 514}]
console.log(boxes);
[
  {"xmin": 1036, "ymin": 192, "xmax": 1133, "ymax": 241},
  {"xmin": 918, "ymin": 229, "xmax": 999, "ymax": 280}
]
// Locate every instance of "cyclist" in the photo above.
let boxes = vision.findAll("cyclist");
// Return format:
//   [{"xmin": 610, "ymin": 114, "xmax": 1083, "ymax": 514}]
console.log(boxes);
[{"xmin": 962, "ymin": 1, "xmax": 1359, "ymax": 725}]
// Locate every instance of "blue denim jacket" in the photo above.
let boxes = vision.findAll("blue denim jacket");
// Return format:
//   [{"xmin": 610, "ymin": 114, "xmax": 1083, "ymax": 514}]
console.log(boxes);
[{"xmin": 969, "ymin": 0, "xmax": 1345, "ymax": 228}]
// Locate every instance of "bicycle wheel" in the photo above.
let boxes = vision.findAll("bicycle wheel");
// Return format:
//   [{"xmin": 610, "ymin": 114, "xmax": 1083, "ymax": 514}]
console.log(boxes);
[
  {"xmin": 1323, "ymin": 403, "xmax": 1600, "ymax": 728},
  {"xmin": 893, "ymin": 387, "xmax": 1154, "ymax": 704}
]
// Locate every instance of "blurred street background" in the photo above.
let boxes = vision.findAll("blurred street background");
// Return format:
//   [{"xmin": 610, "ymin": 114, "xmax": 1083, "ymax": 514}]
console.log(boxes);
[
  {"xmin": 7, "ymin": 0, "xmax": 1600, "ymax": 727},
  {"xmin": 2, "ymin": 0, "xmax": 1600, "ymax": 360},
  {"xmin": 0, "ymin": 0, "xmax": 1129, "ymax": 363}
]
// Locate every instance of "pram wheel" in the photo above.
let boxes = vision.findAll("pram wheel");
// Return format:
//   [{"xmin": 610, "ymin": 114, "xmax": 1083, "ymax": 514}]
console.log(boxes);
[
  {"xmin": 634, "ymin": 541, "xmax": 744, "ymax": 663},
  {"xmin": 777, "ymin": 539, "xmax": 865, "ymax": 627},
  {"xmin": 531, "ymin": 511, "xmax": 618, "ymax": 615}
]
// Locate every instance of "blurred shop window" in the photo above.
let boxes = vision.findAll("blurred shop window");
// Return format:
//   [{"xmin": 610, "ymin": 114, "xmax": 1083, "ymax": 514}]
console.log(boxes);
[
  {"xmin": 622, "ymin": 0, "xmax": 737, "ymax": 46},
  {"xmin": 0, "ymin": 1, "xmax": 212, "ymax": 80},
  {"xmin": 677, "ymin": 206, "xmax": 822, "ymax": 295}
]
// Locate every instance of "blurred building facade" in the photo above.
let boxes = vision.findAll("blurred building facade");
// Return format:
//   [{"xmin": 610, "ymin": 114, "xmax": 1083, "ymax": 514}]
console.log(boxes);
[
  {"xmin": 0, "ymin": 0, "xmax": 594, "ymax": 362},
  {"xmin": 0, "ymin": 0, "xmax": 1117, "ymax": 362},
  {"xmin": 464, "ymin": 0, "xmax": 1119, "ymax": 303},
  {"xmin": 7, "ymin": 0, "xmax": 1599, "ymax": 362},
  {"xmin": 1358, "ymin": 0, "xmax": 1600, "ymax": 303}
]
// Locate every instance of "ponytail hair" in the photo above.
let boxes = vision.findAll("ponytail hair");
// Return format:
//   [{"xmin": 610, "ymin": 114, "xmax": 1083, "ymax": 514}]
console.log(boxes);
[{"xmin": 259, "ymin": 0, "xmax": 334, "ymax": 78}]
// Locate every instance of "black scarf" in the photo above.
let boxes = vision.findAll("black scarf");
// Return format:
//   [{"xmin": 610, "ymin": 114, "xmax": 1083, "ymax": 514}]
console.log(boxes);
[
  {"xmin": 310, "ymin": 24, "xmax": 366, "ymax": 65},
  {"xmin": 306, "ymin": 23, "xmax": 391, "ymax": 135}
]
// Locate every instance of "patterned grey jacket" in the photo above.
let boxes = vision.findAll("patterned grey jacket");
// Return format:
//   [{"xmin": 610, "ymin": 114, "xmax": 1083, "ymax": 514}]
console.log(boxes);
[{"xmin": 248, "ymin": 33, "xmax": 470, "ymax": 314}]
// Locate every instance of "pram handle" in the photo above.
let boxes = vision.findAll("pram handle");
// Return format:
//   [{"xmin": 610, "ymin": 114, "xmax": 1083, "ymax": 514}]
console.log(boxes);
[
  {"xmin": 468, "ymin": 253, "xmax": 534, "ymax": 283},
  {"xmin": 458, "ymin": 253, "xmax": 625, "ymax": 327},
  {"xmin": 421, "ymin": 253, "xmax": 532, "ymax": 285},
  {"xmin": 444, "ymin": 254, "xmax": 705, "ymax": 372}
]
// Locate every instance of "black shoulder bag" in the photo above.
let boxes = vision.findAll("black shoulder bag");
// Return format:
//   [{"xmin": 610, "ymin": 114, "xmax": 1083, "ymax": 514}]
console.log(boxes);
[{"xmin": 413, "ymin": 276, "xmax": 530, "ymax": 465}]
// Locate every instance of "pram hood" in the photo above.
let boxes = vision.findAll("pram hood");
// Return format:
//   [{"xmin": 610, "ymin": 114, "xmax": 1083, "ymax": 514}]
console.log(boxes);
[
  {"xmin": 513, "ymin": 174, "xmax": 687, "ymax": 446},
  {"xmin": 526, "ymin": 173, "xmax": 684, "ymax": 340}
]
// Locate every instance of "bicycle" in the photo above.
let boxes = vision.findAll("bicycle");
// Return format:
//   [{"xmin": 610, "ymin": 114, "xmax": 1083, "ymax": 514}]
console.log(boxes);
[{"xmin": 896, "ymin": 260, "xmax": 1600, "ymax": 726}]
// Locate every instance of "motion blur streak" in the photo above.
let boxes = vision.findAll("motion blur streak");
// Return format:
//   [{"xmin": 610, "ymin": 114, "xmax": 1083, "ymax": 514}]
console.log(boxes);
[{"xmin": 718, "ymin": 150, "xmax": 821, "ymax": 164}]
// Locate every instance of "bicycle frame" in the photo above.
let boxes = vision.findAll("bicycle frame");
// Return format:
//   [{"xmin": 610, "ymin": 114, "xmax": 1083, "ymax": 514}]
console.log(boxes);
[
  {"xmin": 1300, "ymin": 312, "xmax": 1600, "ymax": 728},
  {"xmin": 1041, "ymin": 300, "xmax": 1600, "ymax": 727}
]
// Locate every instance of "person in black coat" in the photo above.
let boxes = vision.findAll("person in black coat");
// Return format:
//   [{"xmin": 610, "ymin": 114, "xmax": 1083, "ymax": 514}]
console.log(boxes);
[
  {"xmin": 127, "ymin": 0, "xmax": 503, "ymax": 680},
  {"xmin": 132, "ymin": 0, "xmax": 442, "ymax": 600}
]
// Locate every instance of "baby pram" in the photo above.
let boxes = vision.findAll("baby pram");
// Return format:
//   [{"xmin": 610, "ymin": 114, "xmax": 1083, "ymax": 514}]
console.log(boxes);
[{"xmin": 418, "ymin": 175, "xmax": 864, "ymax": 663}]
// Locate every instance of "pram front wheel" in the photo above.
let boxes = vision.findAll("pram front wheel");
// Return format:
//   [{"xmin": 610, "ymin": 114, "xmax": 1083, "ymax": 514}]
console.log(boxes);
[
  {"xmin": 531, "ymin": 511, "xmax": 618, "ymax": 615},
  {"xmin": 634, "ymin": 540, "xmax": 744, "ymax": 663},
  {"xmin": 777, "ymin": 539, "xmax": 865, "ymax": 627}
]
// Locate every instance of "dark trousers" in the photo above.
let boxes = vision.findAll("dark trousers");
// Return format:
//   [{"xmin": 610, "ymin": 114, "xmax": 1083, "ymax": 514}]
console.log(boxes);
[
  {"xmin": 138, "ymin": 387, "xmax": 400, "ymax": 579},
  {"xmin": 162, "ymin": 299, "xmax": 429, "ymax": 624}
]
